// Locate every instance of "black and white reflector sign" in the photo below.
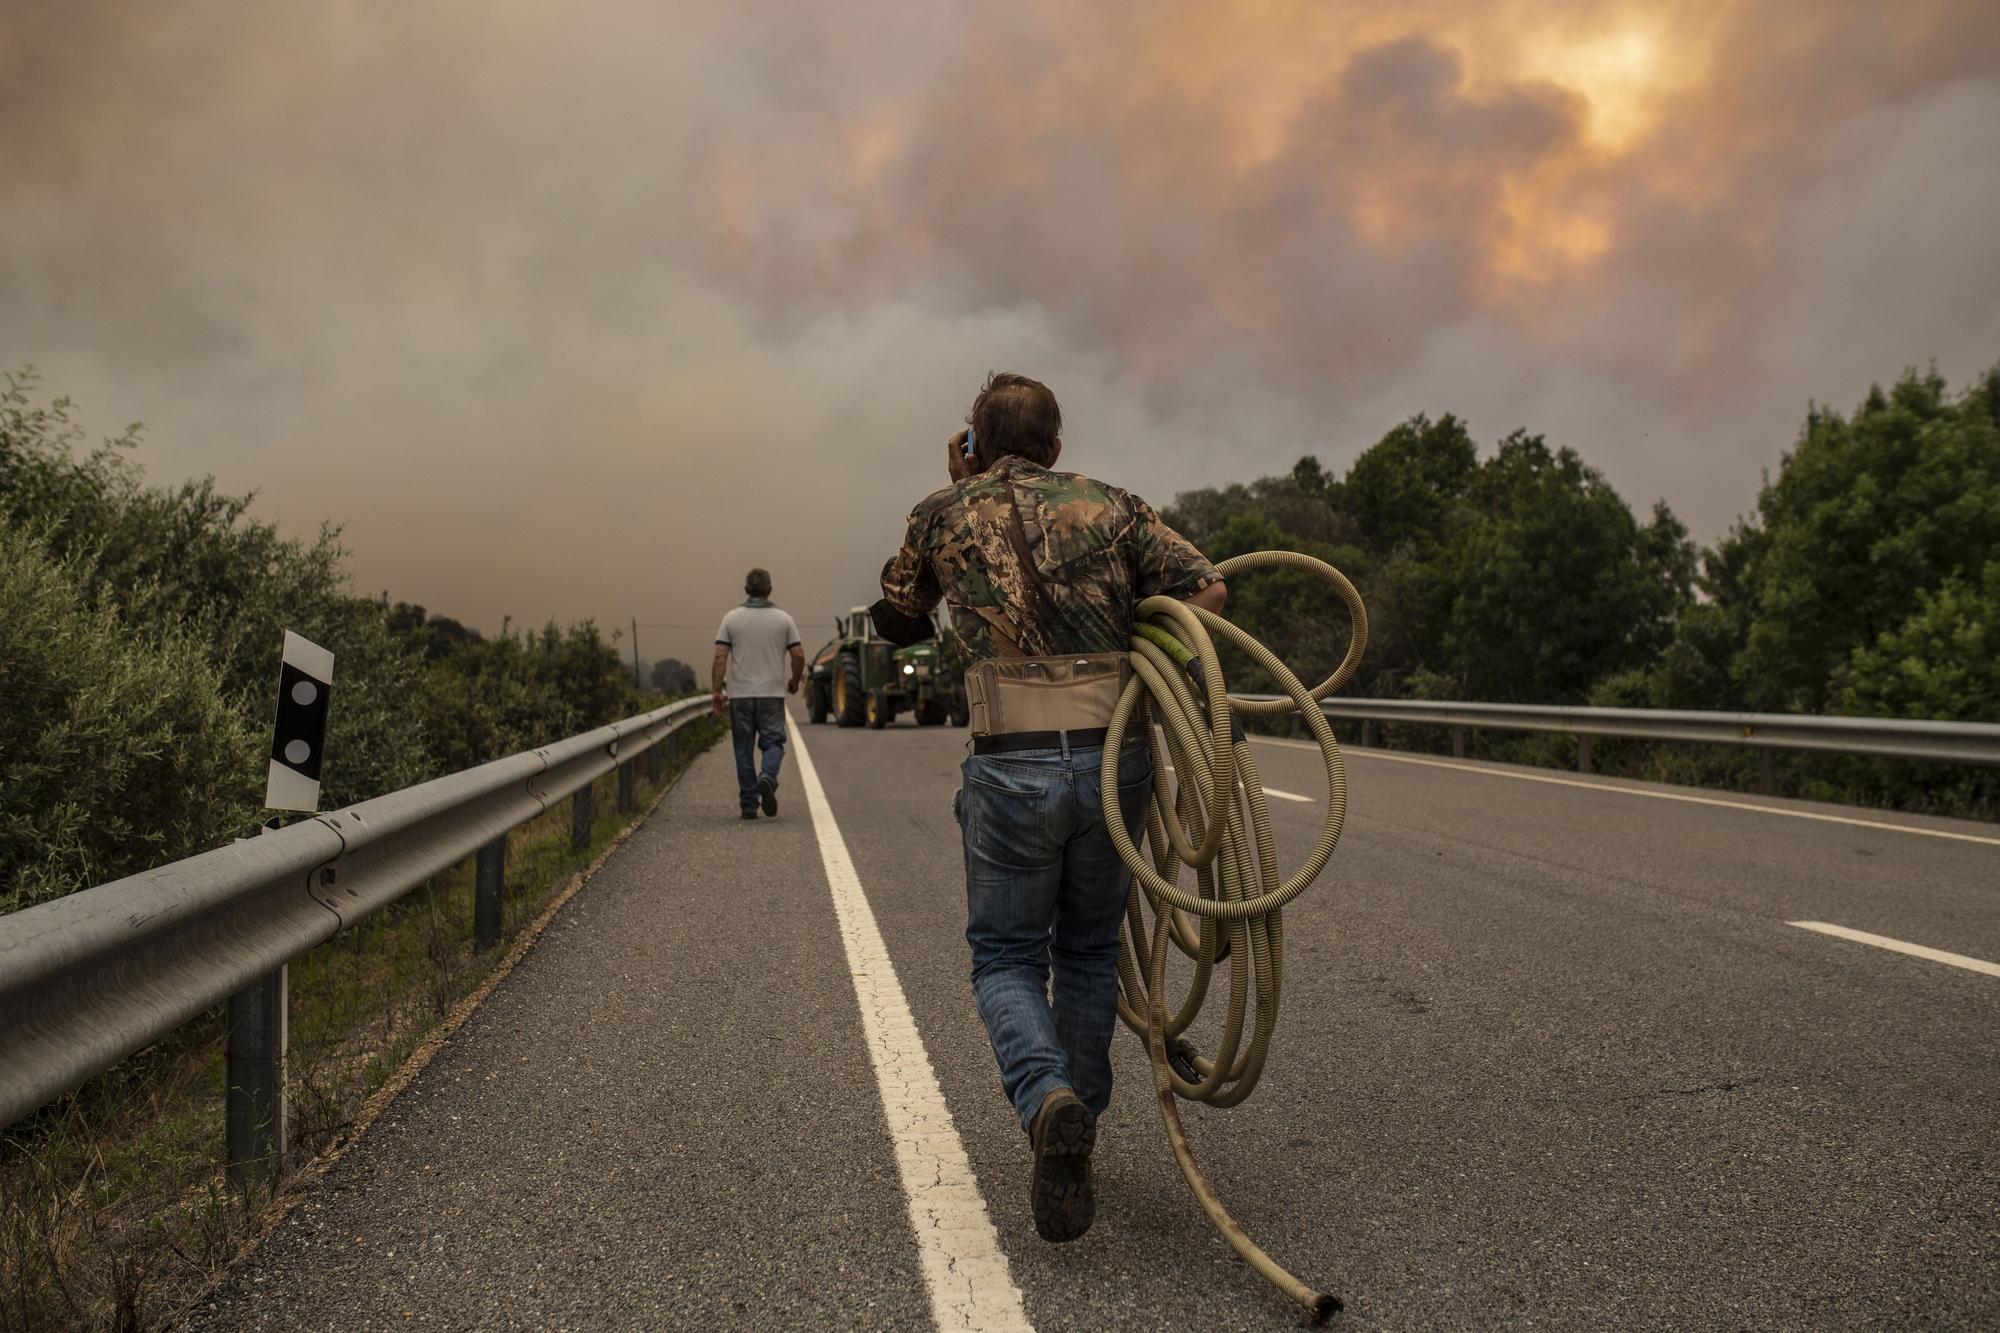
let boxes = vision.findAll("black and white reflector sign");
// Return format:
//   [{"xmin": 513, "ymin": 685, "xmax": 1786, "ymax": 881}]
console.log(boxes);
[{"xmin": 265, "ymin": 631, "xmax": 334, "ymax": 812}]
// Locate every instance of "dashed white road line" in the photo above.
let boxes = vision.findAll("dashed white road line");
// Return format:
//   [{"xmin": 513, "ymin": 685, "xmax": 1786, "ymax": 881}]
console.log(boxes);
[
  {"xmin": 1250, "ymin": 736, "xmax": 2000, "ymax": 847},
  {"xmin": 1163, "ymin": 764, "xmax": 1312, "ymax": 804},
  {"xmin": 788, "ymin": 722, "xmax": 1034, "ymax": 1333},
  {"xmin": 1789, "ymin": 921, "xmax": 2000, "ymax": 978}
]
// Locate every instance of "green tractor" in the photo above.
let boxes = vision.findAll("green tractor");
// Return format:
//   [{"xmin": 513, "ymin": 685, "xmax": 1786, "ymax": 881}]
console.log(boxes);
[{"xmin": 808, "ymin": 606, "xmax": 970, "ymax": 729}]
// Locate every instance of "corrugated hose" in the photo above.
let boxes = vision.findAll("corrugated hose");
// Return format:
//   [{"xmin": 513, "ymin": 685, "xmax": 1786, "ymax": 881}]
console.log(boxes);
[{"xmin": 1100, "ymin": 550, "xmax": 1368, "ymax": 1322}]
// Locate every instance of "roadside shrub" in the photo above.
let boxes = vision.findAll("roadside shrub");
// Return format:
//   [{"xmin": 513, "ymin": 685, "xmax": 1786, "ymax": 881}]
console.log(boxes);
[{"xmin": 0, "ymin": 525, "xmax": 259, "ymax": 911}]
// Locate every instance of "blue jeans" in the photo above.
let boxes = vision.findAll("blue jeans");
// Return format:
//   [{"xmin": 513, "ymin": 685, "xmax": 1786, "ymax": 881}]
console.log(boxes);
[
  {"xmin": 956, "ymin": 740, "xmax": 1154, "ymax": 1133},
  {"xmin": 730, "ymin": 698, "xmax": 787, "ymax": 811}
]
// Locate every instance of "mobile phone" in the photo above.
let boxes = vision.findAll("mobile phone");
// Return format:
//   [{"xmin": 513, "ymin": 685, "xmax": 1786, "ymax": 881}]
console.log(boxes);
[{"xmin": 962, "ymin": 426, "xmax": 977, "ymax": 459}]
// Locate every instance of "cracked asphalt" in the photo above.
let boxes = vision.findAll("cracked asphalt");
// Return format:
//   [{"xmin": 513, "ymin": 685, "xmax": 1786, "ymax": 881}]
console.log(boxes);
[{"xmin": 191, "ymin": 713, "xmax": 1999, "ymax": 1330}]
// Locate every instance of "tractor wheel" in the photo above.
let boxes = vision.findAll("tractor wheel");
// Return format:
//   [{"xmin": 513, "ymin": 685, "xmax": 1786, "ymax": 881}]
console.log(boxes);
[
  {"xmin": 949, "ymin": 693, "xmax": 970, "ymax": 728},
  {"xmin": 865, "ymin": 688, "xmax": 891, "ymax": 729},
  {"xmin": 835, "ymin": 655, "xmax": 866, "ymax": 727},
  {"xmin": 809, "ymin": 679, "xmax": 830, "ymax": 724}
]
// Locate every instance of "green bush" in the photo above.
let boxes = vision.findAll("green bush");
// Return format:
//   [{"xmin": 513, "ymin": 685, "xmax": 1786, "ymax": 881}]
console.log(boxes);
[
  {"xmin": 1, "ymin": 369, "xmax": 662, "ymax": 909},
  {"xmin": 1839, "ymin": 562, "xmax": 2000, "ymax": 722},
  {"xmin": 0, "ymin": 526, "xmax": 258, "ymax": 911}
]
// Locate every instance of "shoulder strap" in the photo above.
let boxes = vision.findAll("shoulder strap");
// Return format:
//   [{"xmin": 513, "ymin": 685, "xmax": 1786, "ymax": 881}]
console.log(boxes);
[{"xmin": 1001, "ymin": 479, "xmax": 1067, "ymax": 655}]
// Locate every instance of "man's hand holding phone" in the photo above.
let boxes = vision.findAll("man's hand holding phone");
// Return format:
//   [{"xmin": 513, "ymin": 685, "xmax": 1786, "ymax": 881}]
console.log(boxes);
[{"xmin": 947, "ymin": 428, "xmax": 978, "ymax": 484}]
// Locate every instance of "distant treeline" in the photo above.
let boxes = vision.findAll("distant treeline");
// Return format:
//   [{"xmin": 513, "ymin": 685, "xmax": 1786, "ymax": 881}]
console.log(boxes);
[
  {"xmin": 1164, "ymin": 361, "xmax": 2000, "ymax": 816},
  {"xmin": 1, "ymin": 370, "xmax": 669, "ymax": 912}
]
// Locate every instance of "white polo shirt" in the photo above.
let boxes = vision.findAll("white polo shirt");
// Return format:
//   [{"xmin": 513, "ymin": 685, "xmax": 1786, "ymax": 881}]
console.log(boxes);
[{"xmin": 714, "ymin": 601, "xmax": 801, "ymax": 698}]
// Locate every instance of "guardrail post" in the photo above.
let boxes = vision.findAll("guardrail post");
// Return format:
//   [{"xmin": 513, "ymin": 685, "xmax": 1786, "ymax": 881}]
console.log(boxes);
[
  {"xmin": 668, "ymin": 729, "xmax": 680, "ymax": 767},
  {"xmin": 1451, "ymin": 726, "xmax": 1466, "ymax": 760},
  {"xmin": 1359, "ymin": 719, "xmax": 1375, "ymax": 749},
  {"xmin": 618, "ymin": 760, "xmax": 636, "ymax": 813},
  {"xmin": 226, "ymin": 966, "xmax": 287, "ymax": 1193},
  {"xmin": 571, "ymin": 783, "xmax": 593, "ymax": 854},
  {"xmin": 1759, "ymin": 748, "xmax": 1776, "ymax": 795},
  {"xmin": 1577, "ymin": 734, "xmax": 1593, "ymax": 774},
  {"xmin": 474, "ymin": 837, "xmax": 505, "ymax": 951},
  {"xmin": 647, "ymin": 742, "xmax": 662, "ymax": 785}
]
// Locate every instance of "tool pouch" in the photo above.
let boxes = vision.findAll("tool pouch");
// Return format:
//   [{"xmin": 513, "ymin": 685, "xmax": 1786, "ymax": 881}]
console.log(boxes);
[{"xmin": 964, "ymin": 654, "xmax": 1131, "ymax": 737}]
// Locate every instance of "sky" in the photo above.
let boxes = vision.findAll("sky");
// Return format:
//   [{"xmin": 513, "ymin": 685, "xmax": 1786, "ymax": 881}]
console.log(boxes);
[{"xmin": 4, "ymin": 1, "xmax": 1999, "ymax": 672}]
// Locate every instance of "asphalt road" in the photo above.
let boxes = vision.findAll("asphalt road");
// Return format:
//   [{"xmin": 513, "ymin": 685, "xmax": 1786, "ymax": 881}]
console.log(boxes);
[{"xmin": 191, "ymin": 710, "xmax": 2000, "ymax": 1331}]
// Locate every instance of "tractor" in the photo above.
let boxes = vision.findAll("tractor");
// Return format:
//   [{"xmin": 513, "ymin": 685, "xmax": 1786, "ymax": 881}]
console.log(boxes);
[{"xmin": 808, "ymin": 607, "xmax": 970, "ymax": 729}]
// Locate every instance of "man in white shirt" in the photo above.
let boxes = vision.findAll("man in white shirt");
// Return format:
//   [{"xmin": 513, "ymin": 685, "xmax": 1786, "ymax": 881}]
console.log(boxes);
[{"xmin": 711, "ymin": 568, "xmax": 805, "ymax": 819}]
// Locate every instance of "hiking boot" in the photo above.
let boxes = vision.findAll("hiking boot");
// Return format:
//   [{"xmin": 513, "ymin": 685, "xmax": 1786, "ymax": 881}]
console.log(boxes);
[
  {"xmin": 1029, "ymin": 1088, "xmax": 1096, "ymax": 1242},
  {"xmin": 740, "ymin": 807, "xmax": 758, "ymax": 821},
  {"xmin": 757, "ymin": 775, "xmax": 778, "ymax": 817}
]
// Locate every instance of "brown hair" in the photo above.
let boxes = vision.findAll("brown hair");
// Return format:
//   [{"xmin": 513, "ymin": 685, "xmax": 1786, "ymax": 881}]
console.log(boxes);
[
  {"xmin": 967, "ymin": 371, "xmax": 1061, "ymax": 467},
  {"xmin": 745, "ymin": 568, "xmax": 772, "ymax": 597}
]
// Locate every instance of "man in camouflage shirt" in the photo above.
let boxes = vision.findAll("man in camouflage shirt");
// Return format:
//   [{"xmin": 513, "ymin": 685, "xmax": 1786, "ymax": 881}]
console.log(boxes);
[
  {"xmin": 880, "ymin": 451, "xmax": 1223, "ymax": 663},
  {"xmin": 873, "ymin": 372, "xmax": 1224, "ymax": 1243}
]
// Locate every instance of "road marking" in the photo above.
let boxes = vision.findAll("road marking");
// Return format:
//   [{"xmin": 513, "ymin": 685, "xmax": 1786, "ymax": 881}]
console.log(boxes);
[
  {"xmin": 1163, "ymin": 764, "xmax": 1311, "ymax": 804},
  {"xmin": 1250, "ymin": 737, "xmax": 2000, "ymax": 847},
  {"xmin": 1789, "ymin": 921, "xmax": 2000, "ymax": 978},
  {"xmin": 788, "ymin": 723, "xmax": 1034, "ymax": 1333}
]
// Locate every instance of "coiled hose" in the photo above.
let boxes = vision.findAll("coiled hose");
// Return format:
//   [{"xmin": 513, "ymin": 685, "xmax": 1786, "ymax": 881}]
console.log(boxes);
[{"xmin": 1099, "ymin": 550, "xmax": 1368, "ymax": 1322}]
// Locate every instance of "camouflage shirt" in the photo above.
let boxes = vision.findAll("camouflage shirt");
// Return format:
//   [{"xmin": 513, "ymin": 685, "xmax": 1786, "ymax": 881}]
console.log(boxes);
[{"xmin": 879, "ymin": 454, "xmax": 1221, "ymax": 663}]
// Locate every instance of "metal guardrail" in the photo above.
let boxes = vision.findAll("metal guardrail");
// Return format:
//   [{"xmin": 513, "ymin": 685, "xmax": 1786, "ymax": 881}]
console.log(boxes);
[
  {"xmin": 0, "ymin": 695, "xmax": 713, "ymax": 1177},
  {"xmin": 1241, "ymin": 695, "xmax": 2000, "ymax": 771}
]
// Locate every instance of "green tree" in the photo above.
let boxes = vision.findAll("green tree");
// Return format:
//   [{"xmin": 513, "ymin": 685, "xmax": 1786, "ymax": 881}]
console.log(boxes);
[
  {"xmin": 1431, "ymin": 433, "xmax": 1693, "ymax": 703},
  {"xmin": 1332, "ymin": 416, "xmax": 1481, "ymax": 696},
  {"xmin": 651, "ymin": 657, "xmax": 696, "ymax": 694},
  {"xmin": 1165, "ymin": 467, "xmax": 1355, "ymax": 554},
  {"xmin": 1194, "ymin": 510, "xmax": 1366, "ymax": 697},
  {"xmin": 1731, "ymin": 366, "xmax": 2000, "ymax": 712},
  {"xmin": 1341, "ymin": 413, "xmax": 1478, "ymax": 552},
  {"xmin": 1165, "ymin": 416, "xmax": 1691, "ymax": 706},
  {"xmin": 387, "ymin": 602, "xmax": 482, "ymax": 660}
]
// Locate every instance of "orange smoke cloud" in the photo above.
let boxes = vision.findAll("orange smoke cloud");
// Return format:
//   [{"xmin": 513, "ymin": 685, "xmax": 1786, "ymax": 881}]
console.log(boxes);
[
  {"xmin": 697, "ymin": 0, "xmax": 1992, "ymax": 379},
  {"xmin": 799, "ymin": 3, "xmax": 1706, "ymax": 294}
]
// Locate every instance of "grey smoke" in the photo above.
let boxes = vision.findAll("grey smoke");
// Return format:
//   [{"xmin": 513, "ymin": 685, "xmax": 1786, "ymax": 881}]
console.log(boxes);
[{"xmin": 2, "ymin": 1, "xmax": 1996, "ymax": 674}]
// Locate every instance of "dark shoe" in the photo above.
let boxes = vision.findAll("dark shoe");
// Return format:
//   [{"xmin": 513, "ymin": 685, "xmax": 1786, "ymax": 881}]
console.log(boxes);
[
  {"xmin": 1167, "ymin": 1036, "xmax": 1205, "ymax": 1089},
  {"xmin": 740, "ymin": 808, "xmax": 758, "ymax": 821},
  {"xmin": 757, "ymin": 775, "xmax": 778, "ymax": 817},
  {"xmin": 1029, "ymin": 1088, "xmax": 1096, "ymax": 1242}
]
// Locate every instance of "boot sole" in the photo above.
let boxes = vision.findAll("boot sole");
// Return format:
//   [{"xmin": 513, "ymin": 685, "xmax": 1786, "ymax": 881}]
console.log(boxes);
[
  {"xmin": 1031, "ymin": 1100, "xmax": 1096, "ymax": 1242},
  {"xmin": 758, "ymin": 778, "xmax": 778, "ymax": 816}
]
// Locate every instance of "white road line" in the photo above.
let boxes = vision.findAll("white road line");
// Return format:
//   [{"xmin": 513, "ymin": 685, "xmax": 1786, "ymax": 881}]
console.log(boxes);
[
  {"xmin": 1162, "ymin": 764, "xmax": 1311, "ymax": 804},
  {"xmin": 788, "ymin": 723, "xmax": 1034, "ymax": 1333},
  {"xmin": 1789, "ymin": 921, "xmax": 2000, "ymax": 978},
  {"xmin": 1250, "ymin": 736, "xmax": 2000, "ymax": 847}
]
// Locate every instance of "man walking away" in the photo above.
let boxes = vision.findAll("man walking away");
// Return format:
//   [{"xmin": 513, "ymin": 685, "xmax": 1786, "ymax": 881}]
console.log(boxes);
[
  {"xmin": 870, "ymin": 372, "xmax": 1226, "ymax": 1243},
  {"xmin": 711, "ymin": 568, "xmax": 804, "ymax": 820}
]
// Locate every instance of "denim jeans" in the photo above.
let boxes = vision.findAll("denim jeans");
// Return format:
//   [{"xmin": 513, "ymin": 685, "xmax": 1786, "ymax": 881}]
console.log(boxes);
[
  {"xmin": 730, "ymin": 697, "xmax": 787, "ymax": 811},
  {"xmin": 956, "ymin": 739, "xmax": 1154, "ymax": 1133}
]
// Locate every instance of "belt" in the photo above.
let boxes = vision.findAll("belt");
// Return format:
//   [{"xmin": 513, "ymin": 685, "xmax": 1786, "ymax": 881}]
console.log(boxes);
[{"xmin": 971, "ymin": 727, "xmax": 1111, "ymax": 755}]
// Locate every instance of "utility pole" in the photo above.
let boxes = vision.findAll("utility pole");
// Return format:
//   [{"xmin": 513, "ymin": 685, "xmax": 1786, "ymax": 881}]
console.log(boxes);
[{"xmin": 631, "ymin": 617, "xmax": 642, "ymax": 689}]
